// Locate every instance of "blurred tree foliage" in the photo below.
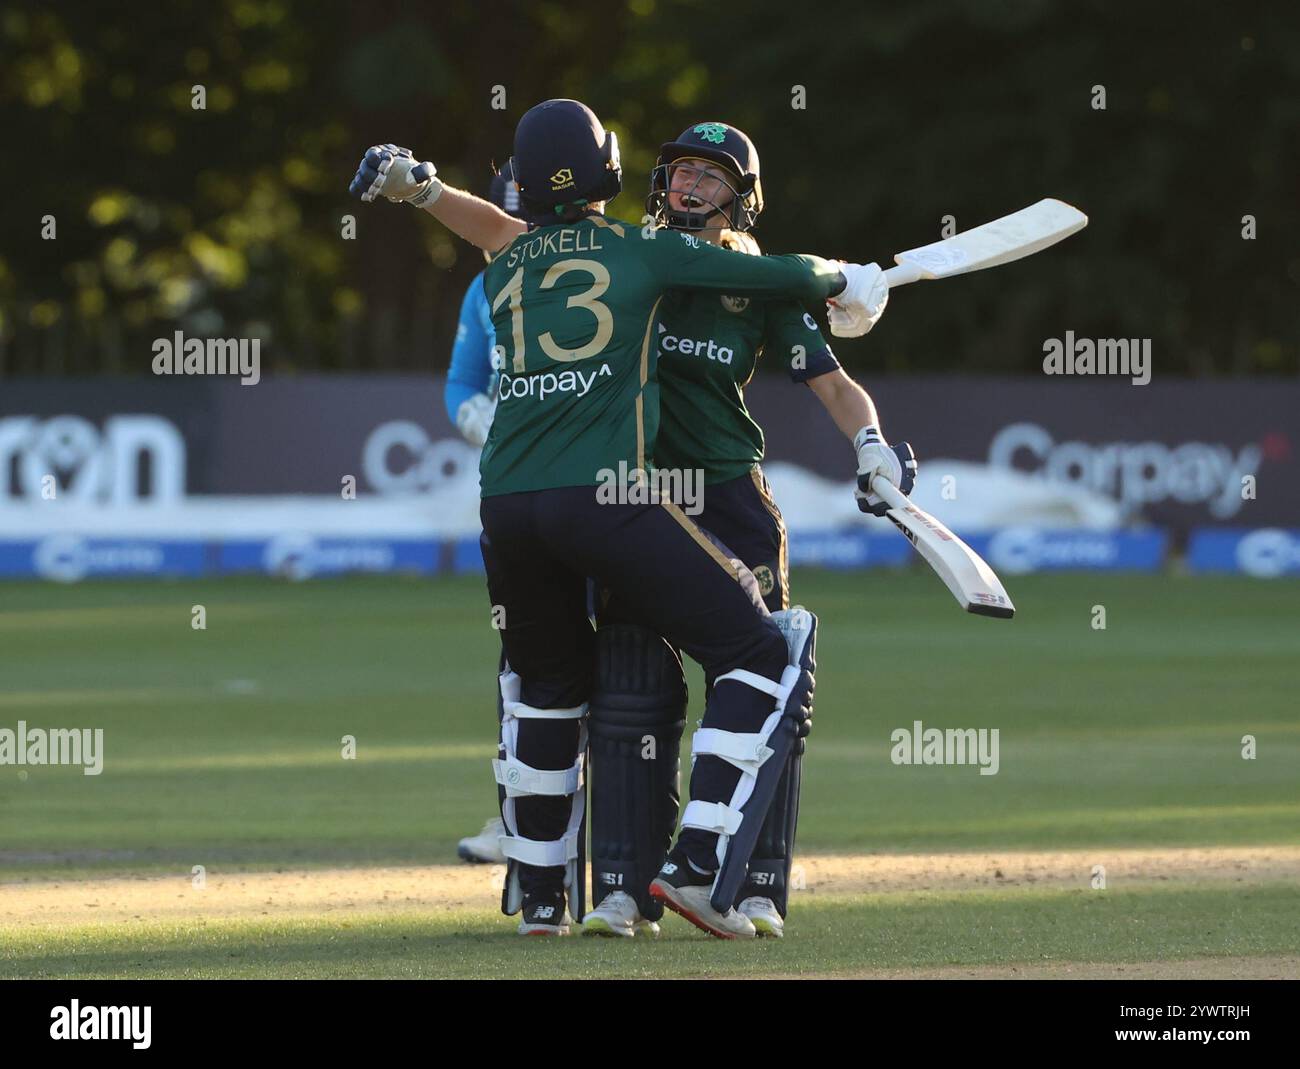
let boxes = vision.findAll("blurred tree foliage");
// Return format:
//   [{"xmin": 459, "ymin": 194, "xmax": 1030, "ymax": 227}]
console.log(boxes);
[{"xmin": 1, "ymin": 0, "xmax": 1296, "ymax": 377}]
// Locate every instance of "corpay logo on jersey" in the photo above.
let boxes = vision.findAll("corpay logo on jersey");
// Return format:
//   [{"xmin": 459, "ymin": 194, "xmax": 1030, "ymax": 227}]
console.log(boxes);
[
  {"xmin": 989, "ymin": 422, "xmax": 1260, "ymax": 518},
  {"xmin": 497, "ymin": 363, "xmax": 612, "ymax": 402}
]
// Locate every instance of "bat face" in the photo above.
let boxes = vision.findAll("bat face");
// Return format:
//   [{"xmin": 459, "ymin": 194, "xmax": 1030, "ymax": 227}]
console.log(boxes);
[
  {"xmin": 895, "ymin": 198, "xmax": 1088, "ymax": 280},
  {"xmin": 884, "ymin": 509, "xmax": 1015, "ymax": 617},
  {"xmin": 872, "ymin": 477, "xmax": 1016, "ymax": 619}
]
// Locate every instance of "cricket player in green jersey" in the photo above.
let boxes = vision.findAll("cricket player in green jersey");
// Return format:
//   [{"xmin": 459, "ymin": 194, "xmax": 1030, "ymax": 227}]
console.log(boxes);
[
  {"xmin": 350, "ymin": 99, "xmax": 895, "ymax": 938},
  {"xmin": 582, "ymin": 121, "xmax": 915, "ymax": 939}
]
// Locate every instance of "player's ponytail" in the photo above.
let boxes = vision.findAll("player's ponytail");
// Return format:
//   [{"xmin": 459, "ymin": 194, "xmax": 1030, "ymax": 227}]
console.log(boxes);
[{"xmin": 721, "ymin": 229, "xmax": 761, "ymax": 255}]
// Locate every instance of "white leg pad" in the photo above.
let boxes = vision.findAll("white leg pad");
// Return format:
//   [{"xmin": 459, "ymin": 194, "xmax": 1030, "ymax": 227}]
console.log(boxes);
[
  {"xmin": 714, "ymin": 668, "xmax": 789, "ymax": 702},
  {"xmin": 689, "ymin": 608, "xmax": 814, "ymax": 874},
  {"xmin": 496, "ymin": 669, "xmax": 588, "ymax": 913},
  {"xmin": 681, "ymin": 799, "xmax": 745, "ymax": 837},
  {"xmin": 493, "ymin": 755, "xmax": 583, "ymax": 798},
  {"xmin": 500, "ymin": 830, "xmax": 580, "ymax": 868},
  {"xmin": 690, "ymin": 727, "xmax": 775, "ymax": 778}
]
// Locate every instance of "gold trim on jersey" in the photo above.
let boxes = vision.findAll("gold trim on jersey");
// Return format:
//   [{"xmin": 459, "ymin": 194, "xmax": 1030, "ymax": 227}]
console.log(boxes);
[
  {"xmin": 636, "ymin": 296, "xmax": 663, "ymax": 472},
  {"xmin": 750, "ymin": 464, "xmax": 790, "ymax": 610},
  {"xmin": 589, "ymin": 216, "xmax": 626, "ymax": 238},
  {"xmin": 660, "ymin": 500, "xmax": 740, "ymax": 580}
]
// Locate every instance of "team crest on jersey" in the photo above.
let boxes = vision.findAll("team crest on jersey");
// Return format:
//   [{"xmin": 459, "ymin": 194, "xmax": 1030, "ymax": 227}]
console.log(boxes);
[
  {"xmin": 753, "ymin": 565, "xmax": 775, "ymax": 597},
  {"xmin": 694, "ymin": 122, "xmax": 729, "ymax": 144},
  {"xmin": 721, "ymin": 294, "xmax": 750, "ymax": 314}
]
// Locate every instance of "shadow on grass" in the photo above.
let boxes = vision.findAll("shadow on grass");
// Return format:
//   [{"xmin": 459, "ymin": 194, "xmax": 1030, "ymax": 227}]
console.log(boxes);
[{"xmin": 4, "ymin": 884, "xmax": 1299, "ymax": 980}]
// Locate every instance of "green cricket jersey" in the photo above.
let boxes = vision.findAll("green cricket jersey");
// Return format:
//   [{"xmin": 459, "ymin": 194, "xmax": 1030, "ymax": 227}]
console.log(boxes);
[
  {"xmin": 479, "ymin": 214, "xmax": 841, "ymax": 496},
  {"xmin": 653, "ymin": 291, "xmax": 838, "ymax": 484}
]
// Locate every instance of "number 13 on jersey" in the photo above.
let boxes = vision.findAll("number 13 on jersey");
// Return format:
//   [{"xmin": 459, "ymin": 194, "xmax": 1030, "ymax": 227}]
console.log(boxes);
[{"xmin": 491, "ymin": 259, "xmax": 614, "ymax": 371}]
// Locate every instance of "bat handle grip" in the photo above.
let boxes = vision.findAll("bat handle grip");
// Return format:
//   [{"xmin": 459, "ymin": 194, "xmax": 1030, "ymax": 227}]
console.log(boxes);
[
  {"xmin": 869, "ymin": 474, "xmax": 910, "ymax": 511},
  {"xmin": 883, "ymin": 262, "xmax": 926, "ymax": 288}
]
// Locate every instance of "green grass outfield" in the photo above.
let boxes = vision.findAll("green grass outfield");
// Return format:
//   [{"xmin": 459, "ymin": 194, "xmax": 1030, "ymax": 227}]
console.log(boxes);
[
  {"xmin": 1, "ymin": 571, "xmax": 1297, "ymax": 977},
  {"xmin": 5, "ymin": 887, "xmax": 1298, "ymax": 979}
]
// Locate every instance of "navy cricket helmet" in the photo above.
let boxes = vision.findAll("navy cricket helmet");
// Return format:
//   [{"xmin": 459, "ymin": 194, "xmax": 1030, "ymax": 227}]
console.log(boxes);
[
  {"xmin": 647, "ymin": 121, "xmax": 764, "ymax": 233},
  {"xmin": 511, "ymin": 99, "xmax": 622, "ymax": 222}
]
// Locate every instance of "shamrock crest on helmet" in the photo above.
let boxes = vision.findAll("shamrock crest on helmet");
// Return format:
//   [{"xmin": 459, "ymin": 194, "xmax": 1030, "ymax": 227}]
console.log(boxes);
[{"xmin": 693, "ymin": 122, "xmax": 729, "ymax": 144}]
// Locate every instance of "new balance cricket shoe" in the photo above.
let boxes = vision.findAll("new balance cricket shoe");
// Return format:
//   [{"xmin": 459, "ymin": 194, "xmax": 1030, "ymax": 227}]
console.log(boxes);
[
  {"xmin": 457, "ymin": 817, "xmax": 506, "ymax": 864},
  {"xmin": 581, "ymin": 891, "xmax": 661, "ymax": 939},
  {"xmin": 648, "ymin": 850, "xmax": 756, "ymax": 939},
  {"xmin": 738, "ymin": 896, "xmax": 784, "ymax": 938},
  {"xmin": 518, "ymin": 891, "xmax": 572, "ymax": 936}
]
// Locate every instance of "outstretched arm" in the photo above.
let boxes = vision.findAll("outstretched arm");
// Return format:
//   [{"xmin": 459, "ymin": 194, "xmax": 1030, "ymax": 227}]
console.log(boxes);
[
  {"xmin": 422, "ymin": 185, "xmax": 526, "ymax": 254},
  {"xmin": 644, "ymin": 229, "xmax": 846, "ymax": 302},
  {"xmin": 642, "ymin": 230, "xmax": 892, "ymax": 330},
  {"xmin": 348, "ymin": 144, "xmax": 526, "ymax": 252}
]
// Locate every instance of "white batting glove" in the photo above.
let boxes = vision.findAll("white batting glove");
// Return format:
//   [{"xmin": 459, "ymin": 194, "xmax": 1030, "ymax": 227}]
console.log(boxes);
[
  {"xmin": 456, "ymin": 392, "xmax": 496, "ymax": 447},
  {"xmin": 854, "ymin": 426, "xmax": 918, "ymax": 515},
  {"xmin": 826, "ymin": 262, "xmax": 889, "ymax": 338},
  {"xmin": 349, "ymin": 144, "xmax": 443, "ymax": 206}
]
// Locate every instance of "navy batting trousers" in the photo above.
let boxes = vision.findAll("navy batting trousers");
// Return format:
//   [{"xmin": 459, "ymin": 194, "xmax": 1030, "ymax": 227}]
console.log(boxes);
[{"xmin": 480, "ymin": 485, "xmax": 787, "ymax": 894}]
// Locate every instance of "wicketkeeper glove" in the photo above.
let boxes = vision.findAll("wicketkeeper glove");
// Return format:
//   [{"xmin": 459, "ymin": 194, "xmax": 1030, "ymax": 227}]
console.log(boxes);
[
  {"xmin": 349, "ymin": 144, "xmax": 443, "ymax": 206},
  {"xmin": 854, "ymin": 426, "xmax": 917, "ymax": 515},
  {"xmin": 826, "ymin": 261, "xmax": 889, "ymax": 338},
  {"xmin": 456, "ymin": 392, "xmax": 496, "ymax": 447}
]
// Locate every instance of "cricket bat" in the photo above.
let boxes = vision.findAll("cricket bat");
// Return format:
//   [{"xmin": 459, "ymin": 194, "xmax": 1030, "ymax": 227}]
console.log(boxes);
[
  {"xmin": 871, "ymin": 476, "xmax": 1015, "ymax": 619},
  {"xmin": 882, "ymin": 198, "xmax": 1087, "ymax": 288}
]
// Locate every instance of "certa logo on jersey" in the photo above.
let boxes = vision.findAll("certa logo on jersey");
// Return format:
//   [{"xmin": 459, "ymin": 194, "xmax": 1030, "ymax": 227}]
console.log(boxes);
[{"xmin": 657, "ymin": 323, "xmax": 734, "ymax": 364}]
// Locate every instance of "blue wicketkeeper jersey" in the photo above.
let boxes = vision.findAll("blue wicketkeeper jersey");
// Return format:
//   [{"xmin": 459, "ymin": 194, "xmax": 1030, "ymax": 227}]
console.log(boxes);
[{"xmin": 444, "ymin": 269, "xmax": 498, "ymax": 423}]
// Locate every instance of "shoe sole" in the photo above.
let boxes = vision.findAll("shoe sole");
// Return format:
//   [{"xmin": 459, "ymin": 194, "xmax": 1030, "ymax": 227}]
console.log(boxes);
[
  {"xmin": 581, "ymin": 916, "xmax": 631, "ymax": 938},
  {"xmin": 582, "ymin": 916, "xmax": 662, "ymax": 939},
  {"xmin": 518, "ymin": 924, "xmax": 571, "ymax": 936},
  {"xmin": 649, "ymin": 879, "xmax": 753, "ymax": 940}
]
